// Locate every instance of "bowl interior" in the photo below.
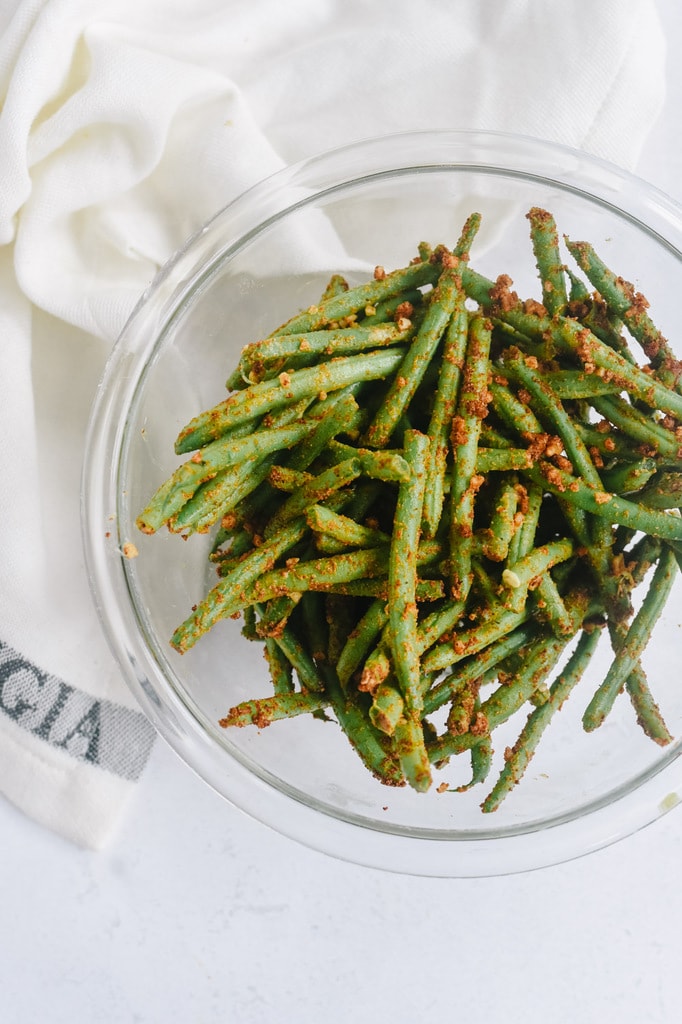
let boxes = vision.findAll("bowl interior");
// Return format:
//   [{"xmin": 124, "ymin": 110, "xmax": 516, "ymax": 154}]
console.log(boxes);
[{"xmin": 88, "ymin": 133, "xmax": 682, "ymax": 874}]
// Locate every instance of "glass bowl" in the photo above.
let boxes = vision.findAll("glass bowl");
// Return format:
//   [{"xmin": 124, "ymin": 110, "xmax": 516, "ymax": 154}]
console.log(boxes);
[{"xmin": 82, "ymin": 130, "xmax": 682, "ymax": 877}]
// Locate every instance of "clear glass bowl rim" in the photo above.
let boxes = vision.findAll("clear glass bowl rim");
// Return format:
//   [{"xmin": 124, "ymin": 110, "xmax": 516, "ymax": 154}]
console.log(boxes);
[{"xmin": 81, "ymin": 128, "xmax": 682, "ymax": 877}]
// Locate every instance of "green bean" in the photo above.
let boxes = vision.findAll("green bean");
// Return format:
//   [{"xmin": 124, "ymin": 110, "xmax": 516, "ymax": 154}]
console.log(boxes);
[
  {"xmin": 422, "ymin": 605, "xmax": 529, "ymax": 676},
  {"xmin": 449, "ymin": 315, "xmax": 493, "ymax": 600},
  {"xmin": 582, "ymin": 546, "xmax": 678, "ymax": 730},
  {"xmin": 369, "ymin": 683, "xmax": 405, "ymax": 736},
  {"xmin": 476, "ymin": 447, "xmax": 532, "ymax": 472},
  {"xmin": 507, "ymin": 480, "xmax": 543, "ymax": 565},
  {"xmin": 175, "ymin": 348, "xmax": 406, "ymax": 453},
  {"xmin": 527, "ymin": 207, "xmax": 568, "ymax": 315},
  {"xmin": 171, "ymin": 516, "xmax": 310, "ymax": 652},
  {"xmin": 306, "ymin": 504, "xmax": 390, "ymax": 549},
  {"xmin": 506, "ymin": 312, "xmax": 682, "ymax": 422},
  {"xmin": 137, "ymin": 420, "xmax": 313, "ymax": 534},
  {"xmin": 422, "ymin": 619, "xmax": 537, "ymax": 716},
  {"xmin": 284, "ymin": 389, "xmax": 363, "ymax": 471},
  {"xmin": 419, "ymin": 217, "xmax": 481, "ymax": 537},
  {"xmin": 564, "ymin": 237, "xmax": 682, "ymax": 389},
  {"xmin": 360, "ymin": 289, "xmax": 425, "ymax": 327},
  {"xmin": 638, "ymin": 471, "xmax": 682, "ymax": 509},
  {"xmin": 625, "ymin": 661, "xmax": 673, "ymax": 746},
  {"xmin": 388, "ymin": 430, "xmax": 430, "ymax": 714},
  {"xmin": 299, "ymin": 590, "xmax": 329, "ymax": 666},
  {"xmin": 393, "ymin": 712, "xmax": 432, "ymax": 792},
  {"xmin": 170, "ymin": 459, "xmax": 268, "ymax": 534},
  {"xmin": 600, "ymin": 458, "xmax": 657, "ymax": 495},
  {"xmin": 324, "ymin": 440, "xmax": 411, "ymax": 482},
  {"xmin": 263, "ymin": 458, "xmax": 363, "ymax": 539},
  {"xmin": 542, "ymin": 369, "xmax": 623, "ymax": 399},
  {"xmin": 523, "ymin": 461, "xmax": 682, "ymax": 541},
  {"xmin": 336, "ymin": 599, "xmax": 390, "ymax": 689},
  {"xmin": 255, "ymin": 595, "xmax": 301, "ymax": 638},
  {"xmin": 263, "ymin": 638, "xmax": 295, "ymax": 696},
  {"xmin": 425, "ymin": 623, "xmax": 573, "ymax": 766},
  {"xmin": 247, "ymin": 547, "xmax": 391, "ymax": 605},
  {"xmin": 533, "ymin": 572, "xmax": 575, "ymax": 637},
  {"xmin": 422, "ymin": 282, "xmax": 468, "ymax": 537},
  {"xmin": 364, "ymin": 266, "xmax": 464, "ymax": 448},
  {"xmin": 480, "ymin": 628, "xmax": 575, "ymax": 729},
  {"xmin": 502, "ymin": 349, "xmax": 603, "ymax": 489},
  {"xmin": 220, "ymin": 691, "xmax": 331, "ymax": 728},
  {"xmin": 481, "ymin": 627, "xmax": 601, "ymax": 812},
  {"xmin": 272, "ymin": 259, "xmax": 439, "ymax": 337},
  {"xmin": 566, "ymin": 266, "xmax": 591, "ymax": 303},
  {"xmin": 456, "ymin": 733, "xmax": 494, "ymax": 793},
  {"xmin": 272, "ymin": 625, "xmax": 325, "ymax": 693},
  {"xmin": 325, "ymin": 675, "xmax": 405, "ymax": 787},
  {"xmin": 489, "ymin": 378, "xmax": 543, "ymax": 437},
  {"xmin": 235, "ymin": 322, "xmax": 413, "ymax": 384},
  {"xmin": 501, "ymin": 537, "xmax": 575, "ymax": 614},
  {"xmin": 320, "ymin": 274, "xmax": 350, "ymax": 301},
  {"xmin": 478, "ymin": 474, "xmax": 521, "ymax": 563},
  {"xmin": 268, "ymin": 466, "xmax": 313, "ymax": 493},
  {"xmin": 590, "ymin": 394, "xmax": 682, "ymax": 461}
]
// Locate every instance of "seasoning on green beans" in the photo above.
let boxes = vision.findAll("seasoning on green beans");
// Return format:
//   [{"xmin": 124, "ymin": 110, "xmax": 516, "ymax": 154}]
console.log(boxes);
[{"xmin": 136, "ymin": 207, "xmax": 680, "ymax": 811}]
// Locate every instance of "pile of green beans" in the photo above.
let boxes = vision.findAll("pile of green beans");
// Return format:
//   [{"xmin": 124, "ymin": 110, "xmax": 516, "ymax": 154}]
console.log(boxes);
[{"xmin": 136, "ymin": 207, "xmax": 682, "ymax": 810}]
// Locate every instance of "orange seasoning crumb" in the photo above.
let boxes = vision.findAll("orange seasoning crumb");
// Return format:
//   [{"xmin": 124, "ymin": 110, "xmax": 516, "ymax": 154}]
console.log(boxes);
[
  {"xmin": 554, "ymin": 455, "xmax": 574, "ymax": 473},
  {"xmin": 470, "ymin": 712, "xmax": 489, "ymax": 737},
  {"xmin": 589, "ymin": 446, "xmax": 605, "ymax": 469},
  {"xmin": 440, "ymin": 252, "xmax": 460, "ymax": 269},
  {"xmin": 373, "ymin": 265, "xmax": 387, "ymax": 281},
  {"xmin": 436, "ymin": 781, "xmax": 449, "ymax": 794},
  {"xmin": 122, "ymin": 542, "xmax": 138, "ymax": 559},
  {"xmin": 523, "ymin": 298, "xmax": 548, "ymax": 318},
  {"xmin": 489, "ymin": 274, "xmax": 519, "ymax": 312},
  {"xmin": 394, "ymin": 301, "xmax": 414, "ymax": 320},
  {"xmin": 278, "ymin": 371, "xmax": 292, "ymax": 387},
  {"xmin": 542, "ymin": 464, "xmax": 566, "ymax": 491}
]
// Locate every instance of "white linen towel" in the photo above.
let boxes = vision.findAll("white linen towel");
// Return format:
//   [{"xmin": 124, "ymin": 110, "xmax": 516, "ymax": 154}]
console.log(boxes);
[{"xmin": 0, "ymin": 0, "xmax": 666, "ymax": 847}]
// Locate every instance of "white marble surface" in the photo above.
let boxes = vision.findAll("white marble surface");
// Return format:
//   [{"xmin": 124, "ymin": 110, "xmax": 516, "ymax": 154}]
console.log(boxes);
[{"xmin": 3, "ymin": 4, "xmax": 682, "ymax": 1023}]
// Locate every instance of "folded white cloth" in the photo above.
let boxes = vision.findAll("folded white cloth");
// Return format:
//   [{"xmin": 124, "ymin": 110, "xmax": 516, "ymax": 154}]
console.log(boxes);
[{"xmin": 0, "ymin": 0, "xmax": 666, "ymax": 848}]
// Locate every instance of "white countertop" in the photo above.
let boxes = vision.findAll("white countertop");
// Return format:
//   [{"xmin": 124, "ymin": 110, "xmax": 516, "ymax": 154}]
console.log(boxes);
[{"xmin": 3, "ymin": 4, "xmax": 682, "ymax": 1022}]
